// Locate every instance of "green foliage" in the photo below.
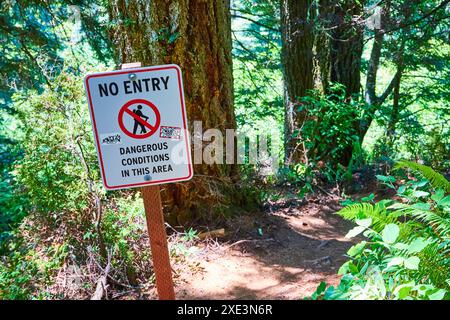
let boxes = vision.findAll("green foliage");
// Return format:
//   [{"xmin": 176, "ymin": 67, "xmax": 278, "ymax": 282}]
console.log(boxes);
[
  {"xmin": 0, "ymin": 234, "xmax": 68, "ymax": 299},
  {"xmin": 395, "ymin": 160, "xmax": 450, "ymax": 193},
  {"xmin": 298, "ymin": 84, "xmax": 367, "ymax": 180},
  {"xmin": 170, "ymin": 228, "xmax": 200, "ymax": 258},
  {"xmin": 10, "ymin": 69, "xmax": 99, "ymax": 215},
  {"xmin": 0, "ymin": 0, "xmax": 65, "ymax": 102},
  {"xmin": 0, "ymin": 62, "xmax": 166, "ymax": 297},
  {"xmin": 0, "ymin": 169, "xmax": 28, "ymax": 250},
  {"xmin": 312, "ymin": 162, "xmax": 450, "ymax": 300},
  {"xmin": 0, "ymin": 66, "xmax": 98, "ymax": 299},
  {"xmin": 101, "ymin": 193, "xmax": 154, "ymax": 285}
]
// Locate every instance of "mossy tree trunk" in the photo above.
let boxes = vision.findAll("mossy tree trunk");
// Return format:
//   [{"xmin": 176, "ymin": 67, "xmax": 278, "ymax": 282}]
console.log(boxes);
[{"xmin": 108, "ymin": 0, "xmax": 244, "ymax": 224}]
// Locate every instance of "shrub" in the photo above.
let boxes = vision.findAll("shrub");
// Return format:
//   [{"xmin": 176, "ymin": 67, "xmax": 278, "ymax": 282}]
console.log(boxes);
[{"xmin": 311, "ymin": 162, "xmax": 450, "ymax": 300}]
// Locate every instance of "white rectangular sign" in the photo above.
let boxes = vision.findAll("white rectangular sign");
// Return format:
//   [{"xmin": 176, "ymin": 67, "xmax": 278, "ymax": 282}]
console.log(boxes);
[{"xmin": 84, "ymin": 64, "xmax": 193, "ymax": 190}]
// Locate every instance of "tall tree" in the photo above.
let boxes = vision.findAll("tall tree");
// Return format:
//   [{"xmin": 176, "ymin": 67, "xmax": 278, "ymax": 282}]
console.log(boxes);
[
  {"xmin": 108, "ymin": 0, "xmax": 244, "ymax": 224},
  {"xmin": 329, "ymin": 0, "xmax": 364, "ymax": 98},
  {"xmin": 280, "ymin": 0, "xmax": 322, "ymax": 164},
  {"xmin": 280, "ymin": 0, "xmax": 360, "ymax": 166},
  {"xmin": 327, "ymin": 0, "xmax": 365, "ymax": 166}
]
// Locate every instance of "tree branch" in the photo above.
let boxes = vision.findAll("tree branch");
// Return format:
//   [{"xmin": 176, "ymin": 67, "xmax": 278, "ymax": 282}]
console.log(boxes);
[{"xmin": 231, "ymin": 14, "xmax": 280, "ymax": 32}]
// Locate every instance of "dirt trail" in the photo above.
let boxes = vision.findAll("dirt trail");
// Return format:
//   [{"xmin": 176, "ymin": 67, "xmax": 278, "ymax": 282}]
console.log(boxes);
[{"xmin": 171, "ymin": 194, "xmax": 356, "ymax": 300}]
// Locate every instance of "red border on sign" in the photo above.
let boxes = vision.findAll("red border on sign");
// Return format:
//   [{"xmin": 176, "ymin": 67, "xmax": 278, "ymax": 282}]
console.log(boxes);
[
  {"xmin": 118, "ymin": 98, "xmax": 161, "ymax": 139},
  {"xmin": 85, "ymin": 65, "xmax": 193, "ymax": 190}
]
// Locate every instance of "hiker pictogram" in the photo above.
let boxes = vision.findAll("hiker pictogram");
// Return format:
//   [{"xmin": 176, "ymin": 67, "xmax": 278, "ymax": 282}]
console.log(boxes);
[
  {"xmin": 118, "ymin": 99, "xmax": 161, "ymax": 139},
  {"xmin": 133, "ymin": 105, "xmax": 149, "ymax": 134}
]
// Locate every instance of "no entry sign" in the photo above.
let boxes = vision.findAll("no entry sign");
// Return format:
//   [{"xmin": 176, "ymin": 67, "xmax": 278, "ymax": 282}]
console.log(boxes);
[{"xmin": 84, "ymin": 64, "xmax": 193, "ymax": 190}]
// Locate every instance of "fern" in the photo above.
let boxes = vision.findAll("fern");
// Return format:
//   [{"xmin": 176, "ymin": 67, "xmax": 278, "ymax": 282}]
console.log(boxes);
[
  {"xmin": 331, "ymin": 164, "xmax": 450, "ymax": 299},
  {"xmin": 409, "ymin": 210, "xmax": 450, "ymax": 239},
  {"xmin": 391, "ymin": 203, "xmax": 450, "ymax": 239},
  {"xmin": 395, "ymin": 161, "xmax": 450, "ymax": 193},
  {"xmin": 337, "ymin": 202, "xmax": 399, "ymax": 232},
  {"xmin": 416, "ymin": 241, "xmax": 450, "ymax": 290},
  {"xmin": 338, "ymin": 203, "xmax": 383, "ymax": 220}
]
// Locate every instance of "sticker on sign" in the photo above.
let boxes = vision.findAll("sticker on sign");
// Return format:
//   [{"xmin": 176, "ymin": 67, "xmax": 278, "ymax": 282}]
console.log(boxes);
[{"xmin": 84, "ymin": 64, "xmax": 193, "ymax": 190}]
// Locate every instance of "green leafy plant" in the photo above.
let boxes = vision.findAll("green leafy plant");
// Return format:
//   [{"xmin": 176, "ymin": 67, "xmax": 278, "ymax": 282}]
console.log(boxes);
[
  {"xmin": 395, "ymin": 160, "xmax": 450, "ymax": 193},
  {"xmin": 311, "ymin": 162, "xmax": 450, "ymax": 300}
]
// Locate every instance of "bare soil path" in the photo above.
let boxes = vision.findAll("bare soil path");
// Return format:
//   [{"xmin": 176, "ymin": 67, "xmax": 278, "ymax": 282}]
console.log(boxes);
[{"xmin": 168, "ymin": 193, "xmax": 356, "ymax": 300}]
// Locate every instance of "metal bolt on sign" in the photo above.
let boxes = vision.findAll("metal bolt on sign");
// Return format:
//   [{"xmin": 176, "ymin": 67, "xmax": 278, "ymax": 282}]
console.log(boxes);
[{"xmin": 129, "ymin": 73, "xmax": 137, "ymax": 81}]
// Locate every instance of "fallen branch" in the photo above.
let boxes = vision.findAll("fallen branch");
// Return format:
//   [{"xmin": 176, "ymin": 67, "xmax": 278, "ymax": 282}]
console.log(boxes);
[{"xmin": 91, "ymin": 253, "xmax": 111, "ymax": 300}]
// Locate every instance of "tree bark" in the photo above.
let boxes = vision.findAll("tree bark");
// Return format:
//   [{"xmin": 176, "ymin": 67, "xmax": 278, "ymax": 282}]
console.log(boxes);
[
  {"xmin": 108, "ymin": 0, "xmax": 243, "ymax": 224},
  {"xmin": 322, "ymin": 1, "xmax": 365, "ymax": 167},
  {"xmin": 329, "ymin": 1, "xmax": 364, "ymax": 99},
  {"xmin": 281, "ymin": 0, "xmax": 323, "ymax": 165}
]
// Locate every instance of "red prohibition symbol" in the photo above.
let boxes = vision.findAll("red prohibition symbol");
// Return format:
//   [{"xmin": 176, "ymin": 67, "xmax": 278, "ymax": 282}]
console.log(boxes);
[{"xmin": 118, "ymin": 99, "xmax": 161, "ymax": 139}]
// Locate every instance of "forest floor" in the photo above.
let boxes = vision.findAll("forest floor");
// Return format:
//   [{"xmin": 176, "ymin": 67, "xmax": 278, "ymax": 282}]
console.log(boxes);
[{"xmin": 143, "ymin": 188, "xmax": 358, "ymax": 300}]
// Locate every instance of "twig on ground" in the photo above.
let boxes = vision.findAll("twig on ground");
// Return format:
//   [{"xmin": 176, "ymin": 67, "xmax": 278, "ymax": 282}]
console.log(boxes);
[
  {"xmin": 91, "ymin": 251, "xmax": 112, "ymax": 300},
  {"xmin": 317, "ymin": 240, "xmax": 330, "ymax": 250},
  {"xmin": 305, "ymin": 256, "xmax": 332, "ymax": 265},
  {"xmin": 224, "ymin": 238, "xmax": 275, "ymax": 250}
]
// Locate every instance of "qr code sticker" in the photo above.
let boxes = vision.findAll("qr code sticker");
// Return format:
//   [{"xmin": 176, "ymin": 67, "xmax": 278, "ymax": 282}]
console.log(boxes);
[{"xmin": 160, "ymin": 126, "xmax": 181, "ymax": 140}]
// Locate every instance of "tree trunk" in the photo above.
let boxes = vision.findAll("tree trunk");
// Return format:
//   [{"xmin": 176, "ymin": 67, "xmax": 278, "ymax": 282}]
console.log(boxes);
[
  {"xmin": 365, "ymin": 29, "xmax": 384, "ymax": 107},
  {"xmin": 386, "ymin": 71, "xmax": 402, "ymax": 146},
  {"xmin": 327, "ymin": 1, "xmax": 364, "ymax": 166},
  {"xmin": 386, "ymin": 43, "xmax": 405, "ymax": 148},
  {"xmin": 280, "ymin": 0, "xmax": 320, "ymax": 165},
  {"xmin": 329, "ymin": 1, "xmax": 364, "ymax": 98},
  {"xmin": 108, "ymin": 0, "xmax": 243, "ymax": 224},
  {"xmin": 361, "ymin": 1, "xmax": 390, "ymax": 140}
]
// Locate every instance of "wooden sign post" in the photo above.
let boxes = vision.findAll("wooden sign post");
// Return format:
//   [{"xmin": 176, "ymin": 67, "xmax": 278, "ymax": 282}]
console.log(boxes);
[
  {"xmin": 142, "ymin": 185, "xmax": 175, "ymax": 300},
  {"xmin": 84, "ymin": 61, "xmax": 193, "ymax": 300}
]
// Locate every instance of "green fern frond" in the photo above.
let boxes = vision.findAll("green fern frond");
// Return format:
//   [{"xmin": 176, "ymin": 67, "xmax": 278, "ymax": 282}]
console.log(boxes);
[
  {"xmin": 337, "ymin": 202, "xmax": 398, "ymax": 232},
  {"xmin": 395, "ymin": 161, "xmax": 450, "ymax": 193},
  {"xmin": 392, "ymin": 203, "xmax": 450, "ymax": 239},
  {"xmin": 338, "ymin": 203, "xmax": 381, "ymax": 220},
  {"xmin": 416, "ymin": 242, "xmax": 450, "ymax": 290},
  {"xmin": 409, "ymin": 210, "xmax": 450, "ymax": 239}
]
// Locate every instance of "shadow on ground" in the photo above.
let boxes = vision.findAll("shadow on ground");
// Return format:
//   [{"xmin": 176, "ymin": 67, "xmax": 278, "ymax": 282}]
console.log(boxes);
[{"xmin": 171, "ymin": 194, "xmax": 356, "ymax": 300}]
